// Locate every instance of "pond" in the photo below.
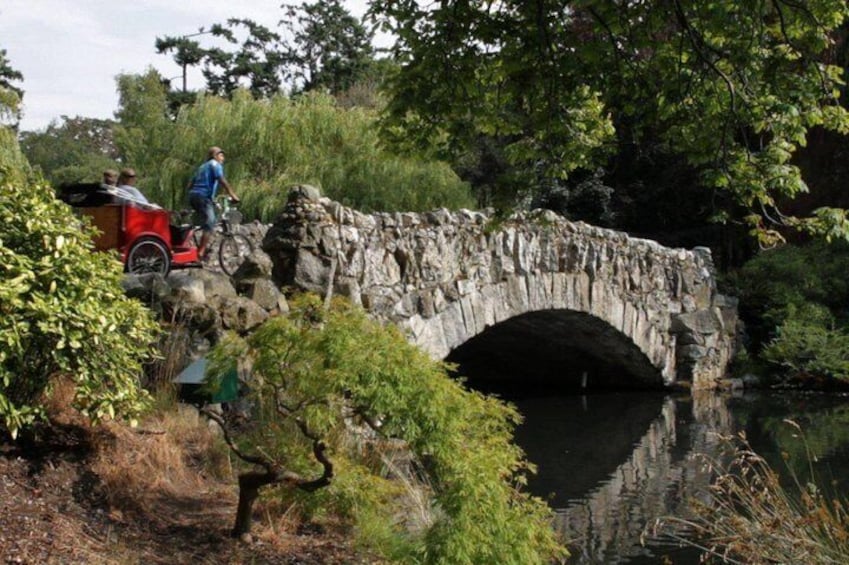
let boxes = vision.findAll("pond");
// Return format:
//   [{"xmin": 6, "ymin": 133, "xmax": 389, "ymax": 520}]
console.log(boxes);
[{"xmin": 493, "ymin": 388, "xmax": 849, "ymax": 564}]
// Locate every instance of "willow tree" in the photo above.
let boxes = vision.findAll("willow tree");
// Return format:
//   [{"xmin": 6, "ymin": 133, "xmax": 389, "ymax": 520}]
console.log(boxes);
[
  {"xmin": 113, "ymin": 71, "xmax": 474, "ymax": 217},
  {"xmin": 370, "ymin": 0, "xmax": 849, "ymax": 243}
]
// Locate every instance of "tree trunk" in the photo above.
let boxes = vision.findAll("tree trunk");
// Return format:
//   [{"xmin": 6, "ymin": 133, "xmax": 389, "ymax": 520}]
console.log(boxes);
[{"xmin": 232, "ymin": 471, "xmax": 278, "ymax": 537}]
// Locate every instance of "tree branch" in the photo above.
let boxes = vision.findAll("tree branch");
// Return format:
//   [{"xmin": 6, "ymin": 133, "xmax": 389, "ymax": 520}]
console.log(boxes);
[{"xmin": 201, "ymin": 407, "xmax": 275, "ymax": 473}]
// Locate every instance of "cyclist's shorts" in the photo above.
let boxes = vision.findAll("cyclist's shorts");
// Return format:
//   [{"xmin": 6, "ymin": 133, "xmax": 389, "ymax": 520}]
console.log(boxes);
[{"xmin": 189, "ymin": 193, "xmax": 216, "ymax": 231}]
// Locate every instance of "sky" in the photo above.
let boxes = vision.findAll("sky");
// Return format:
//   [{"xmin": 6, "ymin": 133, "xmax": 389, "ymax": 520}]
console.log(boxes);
[{"xmin": 0, "ymin": 0, "xmax": 373, "ymax": 132}]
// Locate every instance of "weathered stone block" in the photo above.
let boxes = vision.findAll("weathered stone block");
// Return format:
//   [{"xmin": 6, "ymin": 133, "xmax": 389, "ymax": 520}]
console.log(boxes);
[
  {"xmin": 671, "ymin": 310, "xmax": 722, "ymax": 335},
  {"xmin": 236, "ymin": 278, "xmax": 283, "ymax": 312}
]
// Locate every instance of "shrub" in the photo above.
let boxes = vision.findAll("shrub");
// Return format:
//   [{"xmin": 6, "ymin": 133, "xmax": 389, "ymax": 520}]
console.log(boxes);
[
  {"xmin": 728, "ymin": 241, "xmax": 849, "ymax": 348},
  {"xmin": 762, "ymin": 314, "xmax": 849, "ymax": 385},
  {"xmin": 0, "ymin": 174, "xmax": 159, "ymax": 437},
  {"xmin": 205, "ymin": 294, "xmax": 565, "ymax": 564},
  {"xmin": 727, "ymin": 241, "xmax": 849, "ymax": 384}
]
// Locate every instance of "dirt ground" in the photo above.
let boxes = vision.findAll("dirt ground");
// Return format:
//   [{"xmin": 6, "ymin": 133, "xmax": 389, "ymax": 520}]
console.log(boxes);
[{"xmin": 0, "ymin": 417, "xmax": 367, "ymax": 565}]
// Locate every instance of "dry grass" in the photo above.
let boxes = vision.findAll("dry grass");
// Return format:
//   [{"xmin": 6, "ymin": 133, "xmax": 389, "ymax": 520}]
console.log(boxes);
[
  {"xmin": 143, "ymin": 321, "xmax": 194, "ymax": 394},
  {"xmin": 656, "ymin": 422, "xmax": 849, "ymax": 564},
  {"xmin": 90, "ymin": 406, "xmax": 234, "ymax": 518},
  {"xmin": 3, "ymin": 386, "xmax": 362, "ymax": 564}
]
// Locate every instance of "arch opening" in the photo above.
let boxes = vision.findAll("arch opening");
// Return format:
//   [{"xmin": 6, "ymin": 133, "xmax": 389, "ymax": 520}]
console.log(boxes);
[{"xmin": 445, "ymin": 310, "xmax": 665, "ymax": 395}]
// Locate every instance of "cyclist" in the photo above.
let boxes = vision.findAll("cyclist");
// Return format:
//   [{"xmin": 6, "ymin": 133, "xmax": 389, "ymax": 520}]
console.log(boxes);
[{"xmin": 188, "ymin": 146, "xmax": 240, "ymax": 259}]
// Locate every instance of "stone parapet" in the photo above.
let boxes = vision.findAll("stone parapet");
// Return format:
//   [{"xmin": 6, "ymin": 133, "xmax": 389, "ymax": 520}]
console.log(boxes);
[{"xmin": 263, "ymin": 187, "xmax": 737, "ymax": 389}]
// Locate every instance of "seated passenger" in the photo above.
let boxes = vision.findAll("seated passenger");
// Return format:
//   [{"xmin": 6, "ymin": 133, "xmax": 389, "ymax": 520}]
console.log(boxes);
[
  {"xmin": 114, "ymin": 168, "xmax": 160, "ymax": 209},
  {"xmin": 102, "ymin": 169, "xmax": 118, "ymax": 189}
]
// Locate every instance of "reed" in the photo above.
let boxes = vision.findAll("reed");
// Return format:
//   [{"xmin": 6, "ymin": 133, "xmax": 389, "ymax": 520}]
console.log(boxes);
[{"xmin": 655, "ymin": 422, "xmax": 849, "ymax": 564}]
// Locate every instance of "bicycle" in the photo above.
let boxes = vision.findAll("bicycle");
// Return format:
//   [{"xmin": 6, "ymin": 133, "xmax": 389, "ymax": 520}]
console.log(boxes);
[{"xmin": 189, "ymin": 197, "xmax": 254, "ymax": 276}]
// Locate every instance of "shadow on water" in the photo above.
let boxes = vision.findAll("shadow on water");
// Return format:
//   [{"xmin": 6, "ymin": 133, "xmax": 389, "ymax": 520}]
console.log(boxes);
[{"xmin": 450, "ymin": 315, "xmax": 849, "ymax": 562}]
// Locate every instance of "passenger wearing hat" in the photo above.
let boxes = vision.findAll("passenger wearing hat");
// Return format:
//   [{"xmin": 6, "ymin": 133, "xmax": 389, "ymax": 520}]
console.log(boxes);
[
  {"xmin": 188, "ymin": 146, "xmax": 239, "ymax": 259},
  {"xmin": 114, "ymin": 168, "xmax": 156, "ymax": 207}
]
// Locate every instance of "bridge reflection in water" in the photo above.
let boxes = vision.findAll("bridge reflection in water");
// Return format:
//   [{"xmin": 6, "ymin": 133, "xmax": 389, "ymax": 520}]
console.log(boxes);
[{"xmin": 502, "ymin": 391, "xmax": 733, "ymax": 564}]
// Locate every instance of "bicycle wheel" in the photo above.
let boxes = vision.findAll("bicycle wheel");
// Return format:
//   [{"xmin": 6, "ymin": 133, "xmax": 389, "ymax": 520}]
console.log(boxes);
[
  {"xmin": 126, "ymin": 236, "xmax": 171, "ymax": 275},
  {"xmin": 218, "ymin": 233, "xmax": 253, "ymax": 276}
]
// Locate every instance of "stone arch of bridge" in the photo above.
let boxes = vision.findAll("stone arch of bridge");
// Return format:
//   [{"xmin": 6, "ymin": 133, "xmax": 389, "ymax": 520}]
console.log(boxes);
[
  {"xmin": 444, "ymin": 308, "xmax": 666, "ymax": 392},
  {"xmin": 401, "ymin": 272, "xmax": 677, "ymax": 386}
]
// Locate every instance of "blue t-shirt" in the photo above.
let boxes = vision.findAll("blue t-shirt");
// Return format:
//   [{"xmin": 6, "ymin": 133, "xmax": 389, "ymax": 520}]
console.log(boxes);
[{"xmin": 189, "ymin": 159, "xmax": 224, "ymax": 200}]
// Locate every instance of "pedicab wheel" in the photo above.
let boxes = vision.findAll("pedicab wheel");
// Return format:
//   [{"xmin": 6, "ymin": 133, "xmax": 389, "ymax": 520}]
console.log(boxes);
[
  {"xmin": 126, "ymin": 237, "xmax": 171, "ymax": 275},
  {"xmin": 218, "ymin": 234, "xmax": 253, "ymax": 276}
]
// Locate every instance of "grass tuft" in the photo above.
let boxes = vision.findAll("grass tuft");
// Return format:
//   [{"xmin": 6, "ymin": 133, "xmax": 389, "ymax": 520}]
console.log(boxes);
[{"xmin": 656, "ymin": 422, "xmax": 849, "ymax": 564}]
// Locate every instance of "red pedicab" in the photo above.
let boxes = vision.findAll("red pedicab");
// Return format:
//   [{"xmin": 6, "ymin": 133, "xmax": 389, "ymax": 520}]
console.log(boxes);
[{"xmin": 58, "ymin": 183, "xmax": 199, "ymax": 276}]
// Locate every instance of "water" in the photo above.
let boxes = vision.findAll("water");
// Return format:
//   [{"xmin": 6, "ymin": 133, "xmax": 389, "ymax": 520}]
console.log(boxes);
[{"xmin": 497, "ymin": 388, "xmax": 849, "ymax": 564}]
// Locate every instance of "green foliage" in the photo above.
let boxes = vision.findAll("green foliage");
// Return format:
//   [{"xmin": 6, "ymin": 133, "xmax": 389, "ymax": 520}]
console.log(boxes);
[
  {"xmin": 280, "ymin": 0, "xmax": 377, "ymax": 95},
  {"xmin": 371, "ymin": 0, "xmax": 849, "ymax": 231},
  {"xmin": 114, "ymin": 75, "xmax": 474, "ymax": 217},
  {"xmin": 0, "ymin": 47, "xmax": 23, "ymax": 126},
  {"xmin": 729, "ymin": 241, "xmax": 849, "ymax": 384},
  {"xmin": 762, "ymin": 310, "xmax": 849, "ymax": 383},
  {"xmin": 113, "ymin": 70, "xmax": 173, "ymax": 170},
  {"xmin": 730, "ymin": 241, "xmax": 849, "ymax": 339},
  {"xmin": 19, "ymin": 116, "xmax": 121, "ymax": 185},
  {"xmin": 207, "ymin": 295, "xmax": 565, "ymax": 564},
  {"xmin": 0, "ymin": 137, "xmax": 159, "ymax": 437},
  {"xmin": 0, "ymin": 127, "xmax": 31, "ymax": 185}
]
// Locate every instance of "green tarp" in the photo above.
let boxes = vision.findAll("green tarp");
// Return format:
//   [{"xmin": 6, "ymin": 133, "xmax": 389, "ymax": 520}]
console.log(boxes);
[{"xmin": 174, "ymin": 357, "xmax": 239, "ymax": 404}]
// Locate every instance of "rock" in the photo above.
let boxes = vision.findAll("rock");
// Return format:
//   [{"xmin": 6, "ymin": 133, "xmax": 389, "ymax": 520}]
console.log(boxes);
[
  {"xmin": 191, "ymin": 269, "xmax": 238, "ymax": 299},
  {"xmin": 292, "ymin": 249, "xmax": 332, "ymax": 295},
  {"xmin": 671, "ymin": 309, "xmax": 723, "ymax": 335},
  {"xmin": 718, "ymin": 378, "xmax": 744, "ymax": 391},
  {"xmin": 165, "ymin": 300, "xmax": 220, "ymax": 334},
  {"xmin": 260, "ymin": 190, "xmax": 738, "ymax": 389},
  {"xmin": 167, "ymin": 271, "xmax": 206, "ymax": 303},
  {"xmin": 122, "ymin": 272, "xmax": 170, "ymax": 302},
  {"xmin": 232, "ymin": 249, "xmax": 273, "ymax": 280},
  {"xmin": 218, "ymin": 296, "xmax": 269, "ymax": 332},
  {"xmin": 288, "ymin": 184, "xmax": 322, "ymax": 201},
  {"xmin": 236, "ymin": 278, "xmax": 285, "ymax": 312}
]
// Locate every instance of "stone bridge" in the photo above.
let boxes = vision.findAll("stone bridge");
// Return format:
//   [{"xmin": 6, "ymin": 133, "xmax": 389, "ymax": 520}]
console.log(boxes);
[{"xmin": 263, "ymin": 187, "xmax": 738, "ymax": 390}]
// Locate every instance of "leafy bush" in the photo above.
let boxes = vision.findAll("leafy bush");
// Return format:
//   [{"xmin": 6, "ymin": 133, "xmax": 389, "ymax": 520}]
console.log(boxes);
[
  {"xmin": 728, "ymin": 241, "xmax": 849, "ymax": 346},
  {"xmin": 0, "ymin": 170, "xmax": 159, "ymax": 437},
  {"xmin": 0, "ymin": 126, "xmax": 30, "ymax": 185},
  {"xmin": 727, "ymin": 241, "xmax": 849, "ymax": 384},
  {"xmin": 206, "ymin": 294, "xmax": 565, "ymax": 564},
  {"xmin": 762, "ymin": 313, "xmax": 849, "ymax": 385}
]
